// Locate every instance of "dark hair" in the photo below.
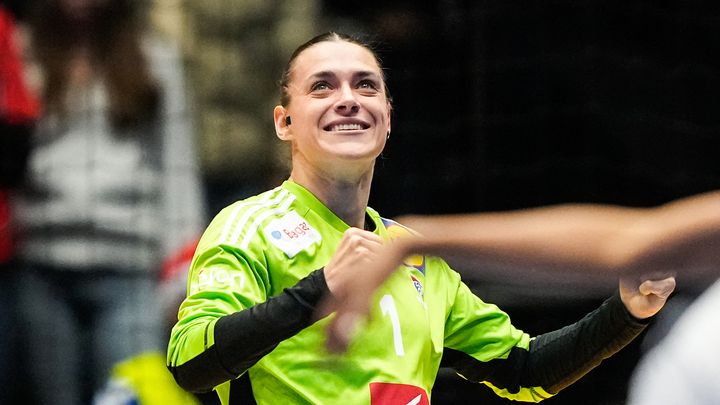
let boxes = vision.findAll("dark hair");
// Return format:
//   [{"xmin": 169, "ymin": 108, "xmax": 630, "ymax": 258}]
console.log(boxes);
[
  {"xmin": 279, "ymin": 32, "xmax": 392, "ymax": 107},
  {"xmin": 30, "ymin": 0, "xmax": 160, "ymax": 130}
]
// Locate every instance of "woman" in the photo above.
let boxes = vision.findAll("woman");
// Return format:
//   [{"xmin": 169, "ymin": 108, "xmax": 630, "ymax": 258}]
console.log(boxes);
[
  {"xmin": 15, "ymin": 0, "xmax": 205, "ymax": 403},
  {"xmin": 168, "ymin": 32, "xmax": 673, "ymax": 404}
]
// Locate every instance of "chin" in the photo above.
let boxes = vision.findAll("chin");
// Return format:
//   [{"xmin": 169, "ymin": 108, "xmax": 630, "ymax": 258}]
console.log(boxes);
[{"xmin": 332, "ymin": 145, "xmax": 384, "ymax": 162}]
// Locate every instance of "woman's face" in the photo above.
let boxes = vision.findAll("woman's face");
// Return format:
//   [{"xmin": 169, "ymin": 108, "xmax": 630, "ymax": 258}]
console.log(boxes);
[{"xmin": 276, "ymin": 40, "xmax": 392, "ymax": 178}]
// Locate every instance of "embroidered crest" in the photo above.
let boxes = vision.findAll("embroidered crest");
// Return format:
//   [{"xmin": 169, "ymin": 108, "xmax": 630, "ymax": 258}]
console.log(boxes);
[{"xmin": 381, "ymin": 218, "xmax": 426, "ymax": 274}]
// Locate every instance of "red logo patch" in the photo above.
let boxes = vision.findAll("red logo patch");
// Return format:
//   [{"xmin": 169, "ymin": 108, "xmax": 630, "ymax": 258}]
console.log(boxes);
[{"xmin": 369, "ymin": 382, "xmax": 429, "ymax": 405}]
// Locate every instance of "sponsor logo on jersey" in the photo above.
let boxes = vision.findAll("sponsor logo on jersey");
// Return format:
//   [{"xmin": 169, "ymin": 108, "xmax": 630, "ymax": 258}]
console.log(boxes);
[
  {"xmin": 263, "ymin": 210, "xmax": 321, "ymax": 258},
  {"xmin": 381, "ymin": 218, "xmax": 426, "ymax": 274},
  {"xmin": 369, "ymin": 382, "xmax": 429, "ymax": 405},
  {"xmin": 191, "ymin": 267, "xmax": 245, "ymax": 293}
]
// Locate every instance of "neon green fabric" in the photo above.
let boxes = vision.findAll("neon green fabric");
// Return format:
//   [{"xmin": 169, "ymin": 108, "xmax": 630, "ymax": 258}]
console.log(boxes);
[{"xmin": 168, "ymin": 181, "xmax": 542, "ymax": 404}]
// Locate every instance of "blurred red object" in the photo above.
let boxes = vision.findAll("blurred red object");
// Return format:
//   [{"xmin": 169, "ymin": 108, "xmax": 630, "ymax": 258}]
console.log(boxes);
[
  {"xmin": 0, "ymin": 5, "xmax": 40, "ymax": 124},
  {"xmin": 1, "ymin": 5, "xmax": 40, "ymax": 264},
  {"xmin": 161, "ymin": 239, "xmax": 199, "ymax": 281}
]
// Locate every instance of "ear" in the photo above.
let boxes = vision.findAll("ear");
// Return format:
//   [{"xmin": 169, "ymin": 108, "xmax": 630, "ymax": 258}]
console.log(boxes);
[
  {"xmin": 274, "ymin": 105, "xmax": 292, "ymax": 141},
  {"xmin": 386, "ymin": 101, "xmax": 392, "ymax": 135}
]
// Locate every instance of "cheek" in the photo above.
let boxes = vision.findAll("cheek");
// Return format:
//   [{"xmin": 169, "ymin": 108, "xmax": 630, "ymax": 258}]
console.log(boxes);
[
  {"xmin": 379, "ymin": 110, "xmax": 391, "ymax": 130},
  {"xmin": 379, "ymin": 101, "xmax": 392, "ymax": 125}
]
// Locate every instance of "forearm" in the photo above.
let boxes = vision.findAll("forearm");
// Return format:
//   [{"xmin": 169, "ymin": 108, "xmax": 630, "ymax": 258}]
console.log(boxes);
[
  {"xmin": 524, "ymin": 293, "xmax": 648, "ymax": 393},
  {"xmin": 612, "ymin": 191, "xmax": 720, "ymax": 277},
  {"xmin": 443, "ymin": 293, "xmax": 648, "ymax": 398},
  {"xmin": 397, "ymin": 190, "xmax": 720, "ymax": 277},
  {"xmin": 396, "ymin": 208, "xmax": 638, "ymax": 273},
  {"xmin": 169, "ymin": 269, "xmax": 329, "ymax": 392}
]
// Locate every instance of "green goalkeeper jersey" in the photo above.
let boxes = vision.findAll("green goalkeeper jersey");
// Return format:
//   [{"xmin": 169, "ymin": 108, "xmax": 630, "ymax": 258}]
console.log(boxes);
[{"xmin": 168, "ymin": 181, "xmax": 555, "ymax": 404}]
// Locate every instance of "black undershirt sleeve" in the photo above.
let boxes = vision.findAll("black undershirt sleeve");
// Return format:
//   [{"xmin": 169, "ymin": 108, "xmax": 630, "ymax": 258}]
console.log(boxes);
[
  {"xmin": 169, "ymin": 268, "xmax": 329, "ymax": 393},
  {"xmin": 442, "ymin": 292, "xmax": 650, "ymax": 396}
]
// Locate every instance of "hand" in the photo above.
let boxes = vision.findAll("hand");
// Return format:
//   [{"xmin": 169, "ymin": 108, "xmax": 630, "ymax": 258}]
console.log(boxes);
[
  {"xmin": 323, "ymin": 227, "xmax": 384, "ymax": 296},
  {"xmin": 619, "ymin": 275, "xmax": 676, "ymax": 319},
  {"xmin": 318, "ymin": 228, "xmax": 384, "ymax": 350},
  {"xmin": 321, "ymin": 231, "xmax": 409, "ymax": 353}
]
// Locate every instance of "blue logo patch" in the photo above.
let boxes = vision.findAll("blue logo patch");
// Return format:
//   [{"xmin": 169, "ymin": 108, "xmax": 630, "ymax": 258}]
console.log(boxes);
[{"xmin": 271, "ymin": 230, "xmax": 282, "ymax": 239}]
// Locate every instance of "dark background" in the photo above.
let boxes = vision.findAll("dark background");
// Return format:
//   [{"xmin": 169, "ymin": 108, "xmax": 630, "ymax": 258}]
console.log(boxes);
[
  {"xmin": 324, "ymin": 1, "xmax": 720, "ymax": 404},
  {"xmin": 335, "ymin": 0, "xmax": 720, "ymax": 215}
]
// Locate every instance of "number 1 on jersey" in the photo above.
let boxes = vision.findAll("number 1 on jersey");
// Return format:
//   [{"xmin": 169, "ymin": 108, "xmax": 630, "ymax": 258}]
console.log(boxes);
[{"xmin": 380, "ymin": 294, "xmax": 405, "ymax": 356}]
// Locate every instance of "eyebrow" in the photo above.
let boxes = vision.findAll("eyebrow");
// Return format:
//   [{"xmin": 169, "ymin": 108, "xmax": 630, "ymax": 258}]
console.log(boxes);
[{"xmin": 307, "ymin": 70, "xmax": 382, "ymax": 82}]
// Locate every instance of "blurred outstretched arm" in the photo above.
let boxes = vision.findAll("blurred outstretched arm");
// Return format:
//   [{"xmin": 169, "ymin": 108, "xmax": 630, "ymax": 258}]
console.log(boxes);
[
  {"xmin": 325, "ymin": 190, "xmax": 720, "ymax": 351},
  {"xmin": 395, "ymin": 190, "xmax": 720, "ymax": 276}
]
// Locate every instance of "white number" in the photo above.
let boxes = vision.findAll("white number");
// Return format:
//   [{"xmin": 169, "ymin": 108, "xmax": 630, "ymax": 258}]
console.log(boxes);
[
  {"xmin": 380, "ymin": 294, "xmax": 405, "ymax": 356},
  {"xmin": 407, "ymin": 395, "xmax": 422, "ymax": 405}
]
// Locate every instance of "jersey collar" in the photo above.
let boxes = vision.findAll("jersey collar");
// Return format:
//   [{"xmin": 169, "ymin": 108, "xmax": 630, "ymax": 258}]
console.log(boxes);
[{"xmin": 281, "ymin": 180, "xmax": 381, "ymax": 235}]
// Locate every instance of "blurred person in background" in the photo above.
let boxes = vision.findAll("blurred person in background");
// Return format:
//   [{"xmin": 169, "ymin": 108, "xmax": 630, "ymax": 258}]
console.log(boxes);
[
  {"xmin": 13, "ymin": 0, "xmax": 205, "ymax": 403},
  {"xmin": 0, "ymin": 2, "xmax": 40, "ymax": 404}
]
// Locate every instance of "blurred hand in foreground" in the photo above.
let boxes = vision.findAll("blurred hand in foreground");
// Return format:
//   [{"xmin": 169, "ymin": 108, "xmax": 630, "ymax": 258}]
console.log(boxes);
[{"xmin": 324, "ymin": 236, "xmax": 412, "ymax": 353}]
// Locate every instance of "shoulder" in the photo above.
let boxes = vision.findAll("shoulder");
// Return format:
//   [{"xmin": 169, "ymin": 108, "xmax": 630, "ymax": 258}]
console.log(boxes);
[{"xmin": 200, "ymin": 186, "xmax": 297, "ymax": 248}]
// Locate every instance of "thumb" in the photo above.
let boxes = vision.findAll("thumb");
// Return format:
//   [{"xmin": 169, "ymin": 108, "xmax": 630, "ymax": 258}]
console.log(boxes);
[
  {"xmin": 638, "ymin": 277, "xmax": 676, "ymax": 299},
  {"xmin": 326, "ymin": 311, "xmax": 361, "ymax": 353}
]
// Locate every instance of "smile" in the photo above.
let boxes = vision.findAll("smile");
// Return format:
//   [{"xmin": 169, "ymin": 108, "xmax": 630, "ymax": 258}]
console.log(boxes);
[{"xmin": 324, "ymin": 122, "xmax": 370, "ymax": 131}]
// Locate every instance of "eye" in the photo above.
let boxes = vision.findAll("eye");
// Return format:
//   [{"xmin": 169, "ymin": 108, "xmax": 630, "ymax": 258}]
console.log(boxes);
[
  {"xmin": 311, "ymin": 81, "xmax": 332, "ymax": 92},
  {"xmin": 357, "ymin": 79, "xmax": 379, "ymax": 91}
]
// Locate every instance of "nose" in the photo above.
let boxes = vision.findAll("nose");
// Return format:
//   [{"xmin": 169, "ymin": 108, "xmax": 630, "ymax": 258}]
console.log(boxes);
[{"xmin": 335, "ymin": 84, "xmax": 360, "ymax": 114}]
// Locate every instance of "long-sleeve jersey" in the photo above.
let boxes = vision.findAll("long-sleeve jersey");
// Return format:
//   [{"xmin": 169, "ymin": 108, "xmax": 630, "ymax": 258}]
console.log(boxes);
[{"xmin": 167, "ymin": 181, "xmax": 648, "ymax": 404}]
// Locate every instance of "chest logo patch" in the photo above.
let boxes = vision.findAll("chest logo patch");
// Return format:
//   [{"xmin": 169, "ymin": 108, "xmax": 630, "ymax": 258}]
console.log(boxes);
[{"xmin": 263, "ymin": 210, "xmax": 321, "ymax": 258}]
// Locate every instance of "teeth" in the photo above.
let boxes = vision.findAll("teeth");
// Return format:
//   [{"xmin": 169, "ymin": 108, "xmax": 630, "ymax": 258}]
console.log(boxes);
[{"xmin": 331, "ymin": 123, "xmax": 363, "ymax": 131}]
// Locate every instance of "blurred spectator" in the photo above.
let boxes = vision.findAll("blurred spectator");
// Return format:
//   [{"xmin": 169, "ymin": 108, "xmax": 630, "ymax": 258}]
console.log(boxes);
[
  {"xmin": 176, "ymin": 0, "xmax": 321, "ymax": 213},
  {"xmin": 13, "ymin": 0, "xmax": 205, "ymax": 403},
  {"xmin": 0, "ymin": 3, "xmax": 40, "ymax": 404}
]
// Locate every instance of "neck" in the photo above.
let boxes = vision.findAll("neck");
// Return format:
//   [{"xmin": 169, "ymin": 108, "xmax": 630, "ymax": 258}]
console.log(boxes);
[{"xmin": 289, "ymin": 165, "xmax": 374, "ymax": 229}]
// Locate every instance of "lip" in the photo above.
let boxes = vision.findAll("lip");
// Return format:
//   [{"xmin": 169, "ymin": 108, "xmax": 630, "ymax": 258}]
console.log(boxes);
[{"xmin": 323, "ymin": 119, "xmax": 371, "ymax": 132}]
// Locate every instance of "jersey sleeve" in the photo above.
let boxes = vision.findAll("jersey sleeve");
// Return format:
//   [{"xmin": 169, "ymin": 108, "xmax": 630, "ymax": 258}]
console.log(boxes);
[
  {"xmin": 165, "ymin": 225, "xmax": 269, "ymax": 389},
  {"xmin": 166, "ymin": 212, "xmax": 329, "ymax": 393},
  {"xmin": 440, "ymin": 266, "xmax": 648, "ymax": 402},
  {"xmin": 440, "ymin": 271, "xmax": 551, "ymax": 401},
  {"xmin": 443, "ymin": 272, "xmax": 531, "ymax": 361}
]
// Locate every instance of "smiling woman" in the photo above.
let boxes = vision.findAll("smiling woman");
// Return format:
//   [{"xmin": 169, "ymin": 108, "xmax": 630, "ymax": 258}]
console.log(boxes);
[
  {"xmin": 273, "ymin": 33, "xmax": 392, "ymax": 195},
  {"xmin": 167, "ymin": 32, "xmax": 674, "ymax": 405}
]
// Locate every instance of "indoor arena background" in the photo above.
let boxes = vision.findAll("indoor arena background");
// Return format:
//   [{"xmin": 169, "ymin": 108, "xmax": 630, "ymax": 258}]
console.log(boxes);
[{"xmin": 3, "ymin": 1, "xmax": 719, "ymax": 404}]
